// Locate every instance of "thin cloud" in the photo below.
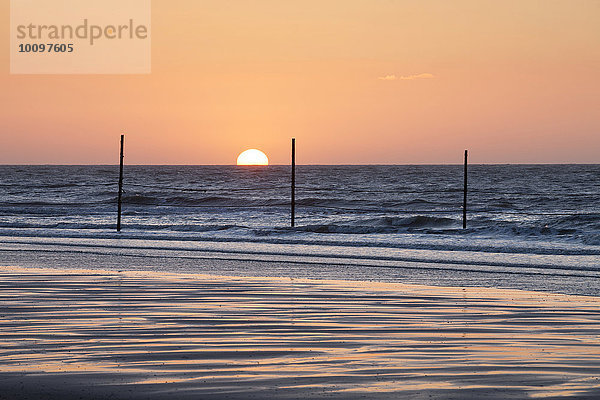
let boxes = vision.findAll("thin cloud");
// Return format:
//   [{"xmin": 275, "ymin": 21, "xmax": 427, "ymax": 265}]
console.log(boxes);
[
  {"xmin": 378, "ymin": 73, "xmax": 435, "ymax": 81},
  {"xmin": 400, "ymin": 73, "xmax": 435, "ymax": 80}
]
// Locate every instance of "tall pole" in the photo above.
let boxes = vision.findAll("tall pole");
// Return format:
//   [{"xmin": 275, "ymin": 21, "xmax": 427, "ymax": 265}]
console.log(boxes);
[
  {"xmin": 117, "ymin": 134, "xmax": 124, "ymax": 232},
  {"xmin": 463, "ymin": 149, "xmax": 468, "ymax": 229},
  {"xmin": 291, "ymin": 138, "xmax": 296, "ymax": 228}
]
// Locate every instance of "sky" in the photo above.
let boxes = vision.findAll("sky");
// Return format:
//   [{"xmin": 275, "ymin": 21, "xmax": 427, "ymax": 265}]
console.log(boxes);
[{"xmin": 1, "ymin": 0, "xmax": 599, "ymax": 165}]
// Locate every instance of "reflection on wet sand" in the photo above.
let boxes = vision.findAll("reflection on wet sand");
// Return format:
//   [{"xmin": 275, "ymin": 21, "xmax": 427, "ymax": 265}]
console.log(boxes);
[{"xmin": 0, "ymin": 267, "xmax": 599, "ymax": 399}]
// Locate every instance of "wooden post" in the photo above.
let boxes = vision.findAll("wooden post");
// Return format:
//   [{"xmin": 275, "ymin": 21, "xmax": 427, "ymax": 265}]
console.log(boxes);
[
  {"xmin": 291, "ymin": 138, "xmax": 296, "ymax": 228},
  {"xmin": 463, "ymin": 149, "xmax": 468, "ymax": 229},
  {"xmin": 117, "ymin": 134, "xmax": 124, "ymax": 232}
]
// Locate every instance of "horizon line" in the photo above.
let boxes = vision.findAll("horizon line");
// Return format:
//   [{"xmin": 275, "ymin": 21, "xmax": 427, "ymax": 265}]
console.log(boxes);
[{"xmin": 1, "ymin": 163, "xmax": 599, "ymax": 167}]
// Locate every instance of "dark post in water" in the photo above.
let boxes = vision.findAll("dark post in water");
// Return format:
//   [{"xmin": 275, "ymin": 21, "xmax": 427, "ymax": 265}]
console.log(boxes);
[
  {"xmin": 291, "ymin": 138, "xmax": 296, "ymax": 228},
  {"xmin": 117, "ymin": 134, "xmax": 124, "ymax": 232},
  {"xmin": 463, "ymin": 149, "xmax": 468, "ymax": 229}
]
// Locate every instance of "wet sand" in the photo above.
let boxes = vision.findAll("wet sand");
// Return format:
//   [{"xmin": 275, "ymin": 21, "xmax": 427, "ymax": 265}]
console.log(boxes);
[{"xmin": 1, "ymin": 266, "xmax": 599, "ymax": 399}]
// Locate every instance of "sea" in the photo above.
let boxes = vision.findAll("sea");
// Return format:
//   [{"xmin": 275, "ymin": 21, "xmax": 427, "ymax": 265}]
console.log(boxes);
[{"xmin": 0, "ymin": 165, "xmax": 599, "ymax": 296}]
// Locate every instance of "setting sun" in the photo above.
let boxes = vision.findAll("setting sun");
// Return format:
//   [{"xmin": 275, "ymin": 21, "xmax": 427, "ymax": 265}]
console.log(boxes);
[{"xmin": 237, "ymin": 149, "xmax": 269, "ymax": 166}]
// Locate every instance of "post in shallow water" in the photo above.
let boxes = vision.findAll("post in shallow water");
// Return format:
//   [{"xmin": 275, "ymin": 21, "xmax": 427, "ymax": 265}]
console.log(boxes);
[
  {"xmin": 117, "ymin": 134, "xmax": 124, "ymax": 232},
  {"xmin": 291, "ymin": 138, "xmax": 296, "ymax": 228},
  {"xmin": 463, "ymin": 149, "xmax": 468, "ymax": 229}
]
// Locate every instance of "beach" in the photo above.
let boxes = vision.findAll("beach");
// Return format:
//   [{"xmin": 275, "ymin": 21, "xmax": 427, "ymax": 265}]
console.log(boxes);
[
  {"xmin": 4, "ymin": 0, "xmax": 600, "ymax": 397},
  {"xmin": 1, "ymin": 266, "xmax": 599, "ymax": 399}
]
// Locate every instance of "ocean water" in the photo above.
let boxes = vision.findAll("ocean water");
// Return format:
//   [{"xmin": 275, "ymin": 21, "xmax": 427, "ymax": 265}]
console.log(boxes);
[{"xmin": 0, "ymin": 165, "xmax": 599, "ymax": 295}]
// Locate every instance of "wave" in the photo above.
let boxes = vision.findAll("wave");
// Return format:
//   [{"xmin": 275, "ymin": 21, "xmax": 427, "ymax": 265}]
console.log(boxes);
[
  {"xmin": 404, "ymin": 198, "xmax": 436, "ymax": 205},
  {"xmin": 120, "ymin": 194, "xmax": 290, "ymax": 207},
  {"xmin": 370, "ymin": 215, "xmax": 456, "ymax": 228},
  {"xmin": 121, "ymin": 194, "xmax": 157, "ymax": 205},
  {"xmin": 0, "ymin": 201, "xmax": 109, "ymax": 208},
  {"xmin": 1, "ymin": 237, "xmax": 599, "ymax": 277},
  {"xmin": 1, "ymin": 225, "xmax": 599, "ymax": 256},
  {"xmin": 0, "ymin": 221, "xmax": 245, "ymax": 232},
  {"xmin": 294, "ymin": 216, "xmax": 456, "ymax": 234},
  {"xmin": 0, "ymin": 211, "xmax": 597, "ymax": 242},
  {"xmin": 551, "ymin": 213, "xmax": 600, "ymax": 228}
]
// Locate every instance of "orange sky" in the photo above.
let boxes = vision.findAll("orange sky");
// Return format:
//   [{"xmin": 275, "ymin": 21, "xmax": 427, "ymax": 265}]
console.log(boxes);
[{"xmin": 1, "ymin": 0, "xmax": 599, "ymax": 164}]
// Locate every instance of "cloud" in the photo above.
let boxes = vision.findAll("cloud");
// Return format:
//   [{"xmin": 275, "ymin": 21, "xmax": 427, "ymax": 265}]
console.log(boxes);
[
  {"xmin": 400, "ymin": 73, "xmax": 435, "ymax": 80},
  {"xmin": 378, "ymin": 73, "xmax": 435, "ymax": 81}
]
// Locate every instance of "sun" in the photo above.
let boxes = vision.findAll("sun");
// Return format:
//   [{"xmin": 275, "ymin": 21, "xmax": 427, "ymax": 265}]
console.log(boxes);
[{"xmin": 237, "ymin": 149, "xmax": 269, "ymax": 166}]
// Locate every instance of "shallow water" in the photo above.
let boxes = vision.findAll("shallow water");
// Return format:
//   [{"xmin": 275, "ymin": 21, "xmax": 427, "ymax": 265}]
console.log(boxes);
[{"xmin": 1, "ymin": 268, "xmax": 599, "ymax": 399}]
